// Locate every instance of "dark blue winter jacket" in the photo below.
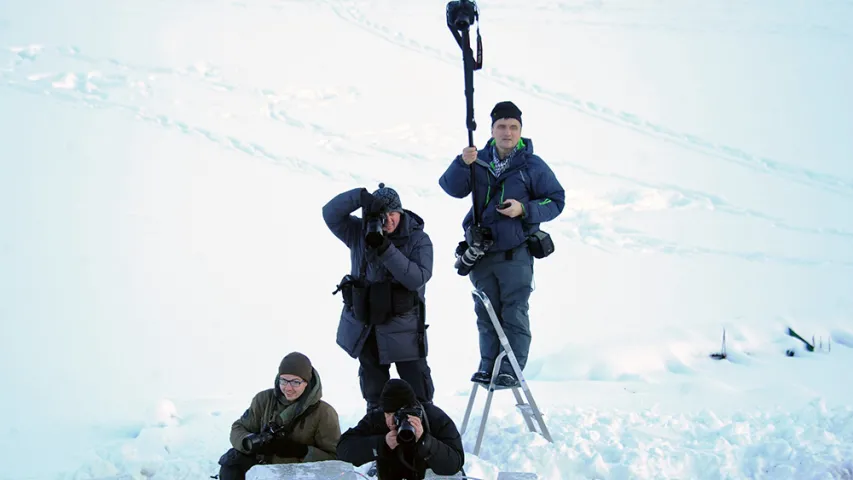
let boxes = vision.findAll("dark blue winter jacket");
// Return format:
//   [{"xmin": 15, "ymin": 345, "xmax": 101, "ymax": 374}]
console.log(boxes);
[
  {"xmin": 439, "ymin": 137, "xmax": 565, "ymax": 253},
  {"xmin": 322, "ymin": 188, "xmax": 433, "ymax": 364}
]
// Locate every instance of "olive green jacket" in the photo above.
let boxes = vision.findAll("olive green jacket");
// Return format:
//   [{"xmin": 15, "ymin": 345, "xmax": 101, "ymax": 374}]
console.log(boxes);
[{"xmin": 229, "ymin": 368, "xmax": 341, "ymax": 463}]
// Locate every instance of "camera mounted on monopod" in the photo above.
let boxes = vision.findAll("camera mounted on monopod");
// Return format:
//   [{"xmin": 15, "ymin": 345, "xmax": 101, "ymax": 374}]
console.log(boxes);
[
  {"xmin": 446, "ymin": 0, "xmax": 482, "ymax": 71},
  {"xmin": 446, "ymin": 0, "xmax": 482, "ymax": 141},
  {"xmin": 447, "ymin": 0, "xmax": 491, "ymax": 276}
]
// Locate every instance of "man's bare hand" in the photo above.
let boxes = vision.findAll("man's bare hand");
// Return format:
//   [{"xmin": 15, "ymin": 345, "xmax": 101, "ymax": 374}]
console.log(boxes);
[
  {"xmin": 497, "ymin": 198, "xmax": 524, "ymax": 218},
  {"xmin": 385, "ymin": 429, "xmax": 399, "ymax": 450},
  {"xmin": 461, "ymin": 146, "xmax": 478, "ymax": 165},
  {"xmin": 407, "ymin": 415, "xmax": 424, "ymax": 442}
]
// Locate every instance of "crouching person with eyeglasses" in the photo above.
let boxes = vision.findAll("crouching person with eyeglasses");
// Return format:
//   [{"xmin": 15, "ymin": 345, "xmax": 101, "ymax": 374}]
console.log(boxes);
[
  {"xmin": 336, "ymin": 379, "xmax": 465, "ymax": 480},
  {"xmin": 216, "ymin": 352, "xmax": 342, "ymax": 480}
]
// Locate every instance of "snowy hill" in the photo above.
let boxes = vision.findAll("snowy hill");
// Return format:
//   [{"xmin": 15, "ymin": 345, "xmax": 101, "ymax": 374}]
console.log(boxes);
[{"xmin": 1, "ymin": 0, "xmax": 852, "ymax": 478}]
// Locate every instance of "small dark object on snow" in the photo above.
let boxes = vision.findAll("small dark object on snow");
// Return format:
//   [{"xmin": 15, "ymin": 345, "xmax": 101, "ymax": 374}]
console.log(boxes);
[
  {"xmin": 709, "ymin": 328, "xmax": 727, "ymax": 360},
  {"xmin": 787, "ymin": 327, "xmax": 815, "ymax": 351},
  {"xmin": 786, "ymin": 349, "xmax": 795, "ymax": 357}
]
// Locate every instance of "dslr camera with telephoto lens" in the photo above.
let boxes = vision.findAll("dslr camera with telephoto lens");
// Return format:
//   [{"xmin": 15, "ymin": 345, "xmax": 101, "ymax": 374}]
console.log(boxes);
[
  {"xmin": 454, "ymin": 224, "xmax": 493, "ymax": 276},
  {"xmin": 241, "ymin": 423, "xmax": 285, "ymax": 453},
  {"xmin": 393, "ymin": 405, "xmax": 425, "ymax": 444},
  {"xmin": 365, "ymin": 211, "xmax": 386, "ymax": 247}
]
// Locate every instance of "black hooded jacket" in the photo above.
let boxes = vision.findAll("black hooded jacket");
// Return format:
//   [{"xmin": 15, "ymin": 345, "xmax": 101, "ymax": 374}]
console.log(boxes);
[{"xmin": 336, "ymin": 402, "xmax": 464, "ymax": 479}]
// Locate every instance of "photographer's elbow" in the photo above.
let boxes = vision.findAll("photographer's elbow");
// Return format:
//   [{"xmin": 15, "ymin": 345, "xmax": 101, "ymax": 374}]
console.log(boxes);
[
  {"xmin": 431, "ymin": 461, "xmax": 463, "ymax": 476},
  {"xmin": 439, "ymin": 176, "xmax": 470, "ymax": 199},
  {"xmin": 447, "ymin": 185, "xmax": 470, "ymax": 199},
  {"xmin": 321, "ymin": 203, "xmax": 339, "ymax": 226}
]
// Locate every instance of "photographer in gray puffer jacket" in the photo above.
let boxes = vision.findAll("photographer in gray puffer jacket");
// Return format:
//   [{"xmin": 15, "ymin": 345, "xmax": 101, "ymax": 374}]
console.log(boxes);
[{"xmin": 323, "ymin": 184, "xmax": 435, "ymax": 413}]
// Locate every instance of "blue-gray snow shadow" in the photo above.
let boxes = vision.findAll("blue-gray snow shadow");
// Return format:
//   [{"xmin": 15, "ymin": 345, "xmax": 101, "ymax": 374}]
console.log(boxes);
[
  {"xmin": 721, "ymin": 350, "xmax": 754, "ymax": 366},
  {"xmin": 825, "ymin": 460, "xmax": 853, "ymax": 478},
  {"xmin": 522, "ymin": 349, "xmax": 664, "ymax": 383},
  {"xmin": 830, "ymin": 329, "xmax": 853, "ymax": 348},
  {"xmin": 557, "ymin": 160, "xmax": 853, "ymax": 240},
  {"xmin": 90, "ymin": 423, "xmax": 145, "ymax": 440}
]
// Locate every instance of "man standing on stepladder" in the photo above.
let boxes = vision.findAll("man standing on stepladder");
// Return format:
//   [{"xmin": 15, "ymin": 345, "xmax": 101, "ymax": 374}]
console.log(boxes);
[{"xmin": 439, "ymin": 100, "xmax": 565, "ymax": 388}]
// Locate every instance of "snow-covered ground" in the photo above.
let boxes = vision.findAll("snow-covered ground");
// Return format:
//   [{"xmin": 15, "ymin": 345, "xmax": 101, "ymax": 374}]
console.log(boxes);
[{"xmin": 1, "ymin": 0, "xmax": 852, "ymax": 478}]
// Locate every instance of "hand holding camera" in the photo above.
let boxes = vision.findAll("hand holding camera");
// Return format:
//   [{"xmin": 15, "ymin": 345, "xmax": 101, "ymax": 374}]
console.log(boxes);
[
  {"xmin": 367, "ymin": 233, "xmax": 391, "ymax": 252},
  {"xmin": 395, "ymin": 407, "xmax": 425, "ymax": 444},
  {"xmin": 360, "ymin": 189, "xmax": 384, "ymax": 215},
  {"xmin": 242, "ymin": 423, "xmax": 308, "ymax": 458},
  {"xmin": 241, "ymin": 423, "xmax": 281, "ymax": 453},
  {"xmin": 385, "ymin": 412, "xmax": 424, "ymax": 450},
  {"xmin": 455, "ymin": 224, "xmax": 493, "ymax": 276},
  {"xmin": 361, "ymin": 188, "xmax": 387, "ymax": 248},
  {"xmin": 403, "ymin": 414, "xmax": 424, "ymax": 443},
  {"xmin": 269, "ymin": 436, "xmax": 309, "ymax": 459},
  {"xmin": 385, "ymin": 428, "xmax": 399, "ymax": 450}
]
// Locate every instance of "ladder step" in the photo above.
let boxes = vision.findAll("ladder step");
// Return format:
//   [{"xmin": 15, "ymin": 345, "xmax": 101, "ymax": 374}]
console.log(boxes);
[
  {"xmin": 463, "ymin": 289, "xmax": 555, "ymax": 454},
  {"xmin": 496, "ymin": 473, "xmax": 540, "ymax": 480},
  {"xmin": 515, "ymin": 404, "xmax": 541, "ymax": 416},
  {"xmin": 475, "ymin": 381, "xmax": 517, "ymax": 391}
]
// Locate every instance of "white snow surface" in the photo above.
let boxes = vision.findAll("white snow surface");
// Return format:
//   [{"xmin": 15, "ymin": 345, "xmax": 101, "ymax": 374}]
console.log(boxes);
[{"xmin": 1, "ymin": 0, "xmax": 852, "ymax": 478}]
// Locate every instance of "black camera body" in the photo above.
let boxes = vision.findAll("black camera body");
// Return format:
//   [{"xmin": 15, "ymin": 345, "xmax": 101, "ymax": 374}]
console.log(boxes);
[
  {"xmin": 446, "ymin": 0, "xmax": 478, "ymax": 30},
  {"xmin": 393, "ymin": 405, "xmax": 424, "ymax": 444},
  {"xmin": 365, "ymin": 212, "xmax": 386, "ymax": 247},
  {"xmin": 241, "ymin": 423, "xmax": 285, "ymax": 453},
  {"xmin": 454, "ymin": 224, "xmax": 493, "ymax": 276}
]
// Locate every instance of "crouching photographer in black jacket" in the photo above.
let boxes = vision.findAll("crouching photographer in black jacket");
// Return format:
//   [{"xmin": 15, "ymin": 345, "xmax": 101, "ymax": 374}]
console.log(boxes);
[{"xmin": 337, "ymin": 379, "xmax": 465, "ymax": 480}]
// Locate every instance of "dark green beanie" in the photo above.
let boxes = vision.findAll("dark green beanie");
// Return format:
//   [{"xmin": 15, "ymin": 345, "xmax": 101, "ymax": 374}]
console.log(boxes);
[{"xmin": 278, "ymin": 352, "xmax": 313, "ymax": 382}]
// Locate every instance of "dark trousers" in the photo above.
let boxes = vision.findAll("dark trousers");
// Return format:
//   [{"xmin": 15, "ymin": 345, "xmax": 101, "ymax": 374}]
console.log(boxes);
[
  {"xmin": 359, "ymin": 330, "xmax": 435, "ymax": 405},
  {"xmin": 217, "ymin": 448, "xmax": 260, "ymax": 480},
  {"xmin": 469, "ymin": 245, "xmax": 534, "ymax": 376}
]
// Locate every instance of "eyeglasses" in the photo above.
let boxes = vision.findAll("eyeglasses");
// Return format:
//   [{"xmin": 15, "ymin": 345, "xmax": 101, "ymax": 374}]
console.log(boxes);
[{"xmin": 279, "ymin": 378, "xmax": 304, "ymax": 387}]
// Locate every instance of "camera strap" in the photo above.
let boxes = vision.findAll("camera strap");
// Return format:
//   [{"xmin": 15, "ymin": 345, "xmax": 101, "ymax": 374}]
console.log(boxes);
[
  {"xmin": 332, "ymin": 251, "xmax": 370, "ymax": 297},
  {"xmin": 395, "ymin": 446, "xmax": 424, "ymax": 479},
  {"xmin": 417, "ymin": 299, "xmax": 427, "ymax": 357},
  {"xmin": 448, "ymin": 24, "xmax": 482, "ymax": 71},
  {"xmin": 290, "ymin": 402, "xmax": 321, "ymax": 433},
  {"xmin": 359, "ymin": 251, "xmax": 369, "ymax": 282}
]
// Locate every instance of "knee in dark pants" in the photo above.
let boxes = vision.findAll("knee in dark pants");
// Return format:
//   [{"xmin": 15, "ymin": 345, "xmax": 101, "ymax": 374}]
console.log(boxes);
[
  {"xmin": 420, "ymin": 364, "xmax": 435, "ymax": 402},
  {"xmin": 218, "ymin": 464, "xmax": 249, "ymax": 480},
  {"xmin": 397, "ymin": 360, "xmax": 434, "ymax": 403},
  {"xmin": 359, "ymin": 365, "xmax": 391, "ymax": 404},
  {"xmin": 217, "ymin": 448, "xmax": 259, "ymax": 480},
  {"xmin": 423, "ymin": 374, "xmax": 435, "ymax": 402}
]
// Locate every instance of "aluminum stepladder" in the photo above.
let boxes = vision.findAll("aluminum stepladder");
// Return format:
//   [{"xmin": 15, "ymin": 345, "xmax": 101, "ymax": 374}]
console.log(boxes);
[{"xmin": 459, "ymin": 289, "xmax": 553, "ymax": 455}]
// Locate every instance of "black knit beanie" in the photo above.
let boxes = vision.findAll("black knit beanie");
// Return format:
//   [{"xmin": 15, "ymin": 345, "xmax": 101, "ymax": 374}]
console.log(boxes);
[
  {"xmin": 371, "ymin": 183, "xmax": 403, "ymax": 214},
  {"xmin": 278, "ymin": 352, "xmax": 313, "ymax": 382},
  {"xmin": 380, "ymin": 378, "xmax": 418, "ymax": 413},
  {"xmin": 490, "ymin": 101, "xmax": 522, "ymax": 126}
]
